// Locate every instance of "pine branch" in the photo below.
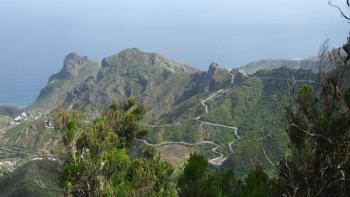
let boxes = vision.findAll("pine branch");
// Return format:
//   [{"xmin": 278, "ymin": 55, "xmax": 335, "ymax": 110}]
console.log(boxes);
[
  {"xmin": 289, "ymin": 122, "xmax": 333, "ymax": 144},
  {"xmin": 328, "ymin": 0, "xmax": 350, "ymax": 21}
]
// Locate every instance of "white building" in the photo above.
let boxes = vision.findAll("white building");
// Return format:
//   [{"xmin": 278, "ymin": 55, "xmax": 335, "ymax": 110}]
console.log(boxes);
[{"xmin": 14, "ymin": 112, "xmax": 28, "ymax": 122}]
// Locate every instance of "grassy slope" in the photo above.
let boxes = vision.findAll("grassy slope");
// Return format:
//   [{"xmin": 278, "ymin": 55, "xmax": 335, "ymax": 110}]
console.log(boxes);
[
  {"xmin": 0, "ymin": 159, "xmax": 62, "ymax": 197},
  {"xmin": 0, "ymin": 115, "xmax": 12, "ymax": 129},
  {"xmin": 222, "ymin": 80, "xmax": 291, "ymax": 176},
  {"xmin": 222, "ymin": 68, "xmax": 316, "ymax": 176},
  {"xmin": 144, "ymin": 68, "xmax": 315, "ymax": 177},
  {"xmin": 0, "ymin": 116, "xmax": 62, "ymax": 155}
]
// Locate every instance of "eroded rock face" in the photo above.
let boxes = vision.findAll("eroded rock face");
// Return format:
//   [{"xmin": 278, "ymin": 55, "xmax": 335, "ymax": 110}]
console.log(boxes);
[
  {"xmin": 68, "ymin": 76, "xmax": 97, "ymax": 105},
  {"xmin": 208, "ymin": 63, "xmax": 218, "ymax": 75},
  {"xmin": 196, "ymin": 63, "xmax": 231, "ymax": 92},
  {"xmin": 29, "ymin": 52, "xmax": 101, "ymax": 114},
  {"xmin": 47, "ymin": 53, "xmax": 91, "ymax": 82},
  {"xmin": 60, "ymin": 53, "xmax": 89, "ymax": 78}
]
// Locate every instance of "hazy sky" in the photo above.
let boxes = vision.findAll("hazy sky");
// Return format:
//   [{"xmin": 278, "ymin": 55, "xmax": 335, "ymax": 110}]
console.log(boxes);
[
  {"xmin": 1, "ymin": 0, "xmax": 348, "ymax": 68},
  {"xmin": 0, "ymin": 0, "xmax": 349, "ymax": 106}
]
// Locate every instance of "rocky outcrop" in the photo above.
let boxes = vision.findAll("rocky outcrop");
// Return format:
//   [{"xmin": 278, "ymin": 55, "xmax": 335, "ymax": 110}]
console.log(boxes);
[
  {"xmin": 208, "ymin": 63, "xmax": 218, "ymax": 75},
  {"xmin": 62, "ymin": 49, "xmax": 202, "ymax": 121},
  {"xmin": 62, "ymin": 53, "xmax": 89, "ymax": 77},
  {"xmin": 194, "ymin": 63, "xmax": 232, "ymax": 92},
  {"xmin": 66, "ymin": 76, "xmax": 97, "ymax": 105},
  {"xmin": 50, "ymin": 53, "xmax": 90, "ymax": 81},
  {"xmin": 100, "ymin": 48, "xmax": 197, "ymax": 73},
  {"xmin": 29, "ymin": 53, "xmax": 100, "ymax": 114}
]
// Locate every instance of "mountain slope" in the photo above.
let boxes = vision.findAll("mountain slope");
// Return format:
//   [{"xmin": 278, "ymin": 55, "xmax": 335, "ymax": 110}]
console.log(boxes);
[
  {"xmin": 144, "ymin": 67, "xmax": 316, "ymax": 175},
  {"xmin": 0, "ymin": 159, "xmax": 62, "ymax": 197},
  {"xmin": 0, "ymin": 49, "xmax": 317, "ymax": 177},
  {"xmin": 64, "ymin": 48, "xmax": 201, "ymax": 122},
  {"xmin": 29, "ymin": 53, "xmax": 101, "ymax": 114},
  {"xmin": 222, "ymin": 68, "xmax": 316, "ymax": 175}
]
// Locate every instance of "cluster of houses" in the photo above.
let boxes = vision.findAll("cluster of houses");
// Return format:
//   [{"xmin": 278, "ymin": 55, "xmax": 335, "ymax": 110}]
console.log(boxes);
[
  {"xmin": 11, "ymin": 112, "xmax": 44, "ymax": 125},
  {"xmin": 12, "ymin": 112, "xmax": 29, "ymax": 124}
]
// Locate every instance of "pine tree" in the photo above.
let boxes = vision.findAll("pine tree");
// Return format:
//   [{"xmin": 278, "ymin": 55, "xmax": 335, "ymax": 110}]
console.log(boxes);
[
  {"xmin": 279, "ymin": 38, "xmax": 350, "ymax": 196},
  {"xmin": 58, "ymin": 98, "xmax": 175, "ymax": 196},
  {"xmin": 177, "ymin": 152, "xmax": 209, "ymax": 197}
]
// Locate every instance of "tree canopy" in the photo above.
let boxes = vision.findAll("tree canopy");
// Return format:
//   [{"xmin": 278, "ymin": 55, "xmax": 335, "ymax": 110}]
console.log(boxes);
[
  {"xmin": 57, "ymin": 98, "xmax": 175, "ymax": 197},
  {"xmin": 279, "ymin": 37, "xmax": 350, "ymax": 196}
]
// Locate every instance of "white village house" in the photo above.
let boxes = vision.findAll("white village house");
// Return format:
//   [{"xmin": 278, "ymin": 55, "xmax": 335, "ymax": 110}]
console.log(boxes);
[{"xmin": 14, "ymin": 112, "xmax": 28, "ymax": 122}]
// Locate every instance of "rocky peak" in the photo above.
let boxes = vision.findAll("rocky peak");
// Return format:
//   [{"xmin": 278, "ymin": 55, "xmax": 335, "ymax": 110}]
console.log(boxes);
[
  {"xmin": 101, "ymin": 48, "xmax": 143, "ymax": 68},
  {"xmin": 119, "ymin": 48, "xmax": 142, "ymax": 56},
  {"xmin": 208, "ymin": 63, "xmax": 219, "ymax": 75},
  {"xmin": 101, "ymin": 48, "xmax": 198, "ymax": 73},
  {"xmin": 60, "ymin": 53, "xmax": 89, "ymax": 78}
]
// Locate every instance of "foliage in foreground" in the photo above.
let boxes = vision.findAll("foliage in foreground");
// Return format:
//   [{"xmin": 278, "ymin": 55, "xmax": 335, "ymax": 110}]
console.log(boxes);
[
  {"xmin": 55, "ymin": 36, "xmax": 350, "ymax": 197},
  {"xmin": 279, "ymin": 38, "xmax": 350, "ymax": 196},
  {"xmin": 57, "ymin": 98, "xmax": 175, "ymax": 197},
  {"xmin": 177, "ymin": 152, "xmax": 285, "ymax": 197}
]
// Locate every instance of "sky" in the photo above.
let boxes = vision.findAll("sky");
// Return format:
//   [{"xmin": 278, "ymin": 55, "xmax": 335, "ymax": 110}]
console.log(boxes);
[{"xmin": 0, "ymin": 0, "xmax": 349, "ymax": 106}]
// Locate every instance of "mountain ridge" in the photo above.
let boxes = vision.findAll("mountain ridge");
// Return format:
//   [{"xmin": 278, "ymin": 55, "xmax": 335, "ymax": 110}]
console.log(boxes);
[
  {"xmin": 238, "ymin": 57, "xmax": 319, "ymax": 75},
  {"xmin": 101, "ymin": 48, "xmax": 198, "ymax": 74}
]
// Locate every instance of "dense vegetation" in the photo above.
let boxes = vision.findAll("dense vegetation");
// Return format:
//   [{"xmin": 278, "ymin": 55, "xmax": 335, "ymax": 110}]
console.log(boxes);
[
  {"xmin": 56, "ymin": 35, "xmax": 350, "ymax": 196},
  {"xmin": 58, "ymin": 98, "xmax": 175, "ymax": 196},
  {"xmin": 54, "ymin": 97, "xmax": 292, "ymax": 197},
  {"xmin": 279, "ymin": 39, "xmax": 350, "ymax": 196},
  {"xmin": 178, "ymin": 153, "xmax": 284, "ymax": 197},
  {"xmin": 0, "ymin": 159, "xmax": 61, "ymax": 197},
  {"xmin": 56, "ymin": 97, "xmax": 288, "ymax": 196}
]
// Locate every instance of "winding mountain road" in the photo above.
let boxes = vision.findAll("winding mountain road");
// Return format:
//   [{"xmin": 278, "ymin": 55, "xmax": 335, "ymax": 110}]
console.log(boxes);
[
  {"xmin": 137, "ymin": 139, "xmax": 218, "ymax": 147},
  {"xmin": 193, "ymin": 72, "xmax": 240, "ymax": 165},
  {"xmin": 44, "ymin": 120, "xmax": 54, "ymax": 129},
  {"xmin": 30, "ymin": 70, "xmax": 241, "ymax": 166},
  {"xmin": 200, "ymin": 120, "xmax": 237, "ymax": 130},
  {"xmin": 140, "ymin": 71, "xmax": 240, "ymax": 166},
  {"xmin": 258, "ymin": 77, "xmax": 315, "ymax": 83},
  {"xmin": 36, "ymin": 73, "xmax": 313, "ymax": 166}
]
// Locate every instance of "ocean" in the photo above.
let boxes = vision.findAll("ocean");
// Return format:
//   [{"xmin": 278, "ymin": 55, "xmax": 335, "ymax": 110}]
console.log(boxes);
[
  {"xmin": 0, "ymin": 0, "xmax": 348, "ymax": 107},
  {"xmin": 0, "ymin": 64, "xmax": 58, "ymax": 108}
]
